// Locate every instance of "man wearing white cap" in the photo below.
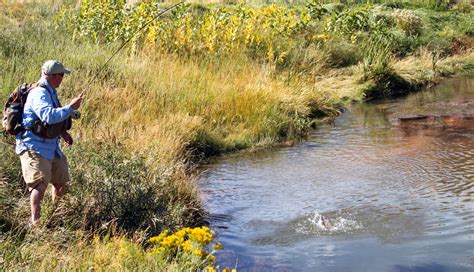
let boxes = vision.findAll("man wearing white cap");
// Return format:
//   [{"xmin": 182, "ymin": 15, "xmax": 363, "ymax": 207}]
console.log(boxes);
[{"xmin": 16, "ymin": 60, "xmax": 82, "ymax": 226}]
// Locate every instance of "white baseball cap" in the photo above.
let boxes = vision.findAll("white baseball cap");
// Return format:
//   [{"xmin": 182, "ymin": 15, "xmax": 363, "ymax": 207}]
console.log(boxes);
[{"xmin": 42, "ymin": 60, "xmax": 71, "ymax": 75}]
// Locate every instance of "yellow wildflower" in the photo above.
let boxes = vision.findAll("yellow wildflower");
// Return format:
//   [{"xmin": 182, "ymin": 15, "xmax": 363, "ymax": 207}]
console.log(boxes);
[
  {"xmin": 350, "ymin": 34, "xmax": 357, "ymax": 44},
  {"xmin": 213, "ymin": 242, "xmax": 223, "ymax": 251},
  {"xmin": 148, "ymin": 230, "xmax": 169, "ymax": 244},
  {"xmin": 182, "ymin": 240, "xmax": 193, "ymax": 252}
]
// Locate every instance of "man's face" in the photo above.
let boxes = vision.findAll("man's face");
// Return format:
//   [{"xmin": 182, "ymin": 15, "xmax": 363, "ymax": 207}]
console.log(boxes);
[{"xmin": 47, "ymin": 73, "xmax": 64, "ymax": 88}]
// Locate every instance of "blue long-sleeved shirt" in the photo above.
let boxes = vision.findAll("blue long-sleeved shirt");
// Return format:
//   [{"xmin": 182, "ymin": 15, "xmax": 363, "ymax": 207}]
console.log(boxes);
[{"xmin": 15, "ymin": 77, "xmax": 73, "ymax": 160}]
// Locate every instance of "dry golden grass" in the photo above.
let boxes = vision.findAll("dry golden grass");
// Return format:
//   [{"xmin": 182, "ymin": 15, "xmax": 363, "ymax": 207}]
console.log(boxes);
[
  {"xmin": 393, "ymin": 48, "xmax": 474, "ymax": 84},
  {"xmin": 392, "ymin": 47, "xmax": 438, "ymax": 82},
  {"xmin": 70, "ymin": 51, "xmax": 334, "ymax": 164}
]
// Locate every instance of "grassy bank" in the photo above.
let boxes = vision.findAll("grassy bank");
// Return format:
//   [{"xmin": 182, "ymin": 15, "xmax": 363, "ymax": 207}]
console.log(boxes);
[
  {"xmin": 0, "ymin": 2, "xmax": 213, "ymax": 270},
  {"xmin": 1, "ymin": 0, "xmax": 473, "ymax": 270}
]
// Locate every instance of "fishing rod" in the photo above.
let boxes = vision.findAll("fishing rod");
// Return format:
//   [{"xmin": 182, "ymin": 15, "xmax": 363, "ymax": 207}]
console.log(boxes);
[
  {"xmin": 74, "ymin": 1, "xmax": 184, "ymax": 119},
  {"xmin": 2, "ymin": 2, "xmax": 184, "ymax": 145}
]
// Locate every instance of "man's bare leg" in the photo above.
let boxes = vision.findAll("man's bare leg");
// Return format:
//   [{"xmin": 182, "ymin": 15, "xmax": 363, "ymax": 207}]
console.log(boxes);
[
  {"xmin": 52, "ymin": 183, "xmax": 67, "ymax": 204},
  {"xmin": 30, "ymin": 182, "xmax": 47, "ymax": 225}
]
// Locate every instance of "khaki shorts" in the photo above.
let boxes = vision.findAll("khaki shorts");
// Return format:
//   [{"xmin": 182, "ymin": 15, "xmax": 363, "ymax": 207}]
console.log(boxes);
[{"xmin": 19, "ymin": 151, "xmax": 70, "ymax": 191}]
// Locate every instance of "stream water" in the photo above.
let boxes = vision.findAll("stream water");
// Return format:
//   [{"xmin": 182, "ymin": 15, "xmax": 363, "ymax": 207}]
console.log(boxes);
[{"xmin": 198, "ymin": 76, "xmax": 474, "ymax": 272}]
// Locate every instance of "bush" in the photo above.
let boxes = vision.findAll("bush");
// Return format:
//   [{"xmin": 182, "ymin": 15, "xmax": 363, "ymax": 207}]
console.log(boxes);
[
  {"xmin": 323, "ymin": 37, "xmax": 361, "ymax": 68},
  {"xmin": 148, "ymin": 226, "xmax": 222, "ymax": 269},
  {"xmin": 363, "ymin": 67, "xmax": 412, "ymax": 99},
  {"xmin": 64, "ymin": 145, "xmax": 164, "ymax": 231},
  {"xmin": 51, "ymin": 144, "xmax": 202, "ymax": 234},
  {"xmin": 454, "ymin": 2, "xmax": 472, "ymax": 13},
  {"xmin": 0, "ymin": 142, "xmax": 203, "ymax": 235},
  {"xmin": 391, "ymin": 30, "xmax": 421, "ymax": 57},
  {"xmin": 392, "ymin": 8, "xmax": 423, "ymax": 36}
]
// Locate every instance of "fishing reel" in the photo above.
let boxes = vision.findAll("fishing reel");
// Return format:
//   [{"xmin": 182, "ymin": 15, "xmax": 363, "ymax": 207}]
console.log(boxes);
[{"xmin": 71, "ymin": 110, "xmax": 81, "ymax": 120}]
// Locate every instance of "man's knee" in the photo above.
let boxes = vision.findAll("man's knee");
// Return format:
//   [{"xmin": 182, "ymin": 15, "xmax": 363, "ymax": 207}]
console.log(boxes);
[
  {"xmin": 33, "ymin": 181, "xmax": 47, "ymax": 193},
  {"xmin": 31, "ymin": 182, "xmax": 48, "ymax": 203}
]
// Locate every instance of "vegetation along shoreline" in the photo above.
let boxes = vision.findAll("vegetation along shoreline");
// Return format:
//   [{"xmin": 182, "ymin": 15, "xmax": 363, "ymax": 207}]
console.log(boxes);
[{"xmin": 1, "ymin": 0, "xmax": 472, "ymax": 270}]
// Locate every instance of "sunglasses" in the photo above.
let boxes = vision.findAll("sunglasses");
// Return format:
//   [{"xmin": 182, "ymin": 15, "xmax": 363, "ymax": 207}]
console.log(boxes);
[{"xmin": 53, "ymin": 73, "xmax": 64, "ymax": 77}]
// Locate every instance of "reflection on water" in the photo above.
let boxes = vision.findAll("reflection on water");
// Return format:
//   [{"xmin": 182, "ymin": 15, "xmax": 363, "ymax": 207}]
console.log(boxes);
[{"xmin": 198, "ymin": 76, "xmax": 474, "ymax": 272}]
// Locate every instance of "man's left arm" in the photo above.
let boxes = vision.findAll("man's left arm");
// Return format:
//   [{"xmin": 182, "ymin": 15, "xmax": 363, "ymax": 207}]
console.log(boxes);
[{"xmin": 60, "ymin": 131, "xmax": 73, "ymax": 146}]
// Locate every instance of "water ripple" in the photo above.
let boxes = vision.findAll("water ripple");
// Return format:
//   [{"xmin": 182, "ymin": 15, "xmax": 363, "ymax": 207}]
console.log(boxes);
[{"xmin": 198, "ymin": 76, "xmax": 474, "ymax": 271}]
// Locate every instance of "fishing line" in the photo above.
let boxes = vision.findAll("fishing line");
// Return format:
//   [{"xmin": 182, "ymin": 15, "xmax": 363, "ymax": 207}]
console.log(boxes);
[
  {"xmin": 1, "ymin": 2, "xmax": 184, "ymax": 145},
  {"xmin": 79, "ymin": 1, "xmax": 184, "ymax": 99}
]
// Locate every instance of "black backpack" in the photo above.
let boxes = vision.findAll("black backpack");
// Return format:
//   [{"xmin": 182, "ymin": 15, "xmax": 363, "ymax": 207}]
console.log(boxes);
[
  {"xmin": 2, "ymin": 82, "xmax": 41, "ymax": 136},
  {"xmin": 2, "ymin": 82, "xmax": 72, "ymax": 138}
]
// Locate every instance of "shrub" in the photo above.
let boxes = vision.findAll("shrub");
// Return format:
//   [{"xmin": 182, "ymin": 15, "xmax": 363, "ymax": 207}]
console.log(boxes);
[
  {"xmin": 454, "ymin": 2, "xmax": 472, "ymax": 13},
  {"xmin": 391, "ymin": 30, "xmax": 421, "ymax": 57},
  {"xmin": 325, "ymin": 4, "xmax": 373, "ymax": 35},
  {"xmin": 0, "ymin": 142, "xmax": 202, "ymax": 235},
  {"xmin": 323, "ymin": 37, "xmax": 361, "ymax": 68},
  {"xmin": 392, "ymin": 8, "xmax": 423, "ymax": 36},
  {"xmin": 64, "ymin": 145, "xmax": 164, "ymax": 231},
  {"xmin": 305, "ymin": 0, "xmax": 329, "ymax": 21},
  {"xmin": 51, "ymin": 144, "xmax": 203, "ymax": 234},
  {"xmin": 148, "ymin": 226, "xmax": 221, "ymax": 268},
  {"xmin": 363, "ymin": 67, "xmax": 412, "ymax": 99}
]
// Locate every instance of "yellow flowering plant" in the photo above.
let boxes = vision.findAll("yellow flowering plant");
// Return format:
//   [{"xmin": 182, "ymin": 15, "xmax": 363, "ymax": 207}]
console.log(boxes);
[
  {"xmin": 66, "ymin": 1, "xmax": 308, "ymax": 63},
  {"xmin": 148, "ymin": 226, "xmax": 223, "ymax": 268}
]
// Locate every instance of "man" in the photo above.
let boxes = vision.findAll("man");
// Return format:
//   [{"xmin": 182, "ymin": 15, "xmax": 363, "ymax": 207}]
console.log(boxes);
[{"xmin": 16, "ymin": 60, "xmax": 82, "ymax": 226}]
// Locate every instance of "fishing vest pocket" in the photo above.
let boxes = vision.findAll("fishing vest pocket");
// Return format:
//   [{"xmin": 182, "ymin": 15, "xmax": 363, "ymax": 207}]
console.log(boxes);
[{"xmin": 31, "ymin": 117, "xmax": 72, "ymax": 139}]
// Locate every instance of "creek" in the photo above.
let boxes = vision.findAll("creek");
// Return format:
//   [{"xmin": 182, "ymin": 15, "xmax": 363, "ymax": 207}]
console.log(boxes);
[{"xmin": 198, "ymin": 76, "xmax": 474, "ymax": 272}]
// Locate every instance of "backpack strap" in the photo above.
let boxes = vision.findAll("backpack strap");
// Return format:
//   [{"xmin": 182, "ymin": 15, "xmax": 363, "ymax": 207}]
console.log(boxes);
[
  {"xmin": 24, "ymin": 83, "xmax": 69, "ymax": 139},
  {"xmin": 21, "ymin": 82, "xmax": 52, "ymax": 135},
  {"xmin": 31, "ymin": 83, "xmax": 57, "ymax": 107}
]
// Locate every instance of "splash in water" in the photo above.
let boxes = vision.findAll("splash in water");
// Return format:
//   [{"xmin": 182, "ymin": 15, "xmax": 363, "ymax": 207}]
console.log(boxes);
[{"xmin": 296, "ymin": 211, "xmax": 364, "ymax": 235}]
